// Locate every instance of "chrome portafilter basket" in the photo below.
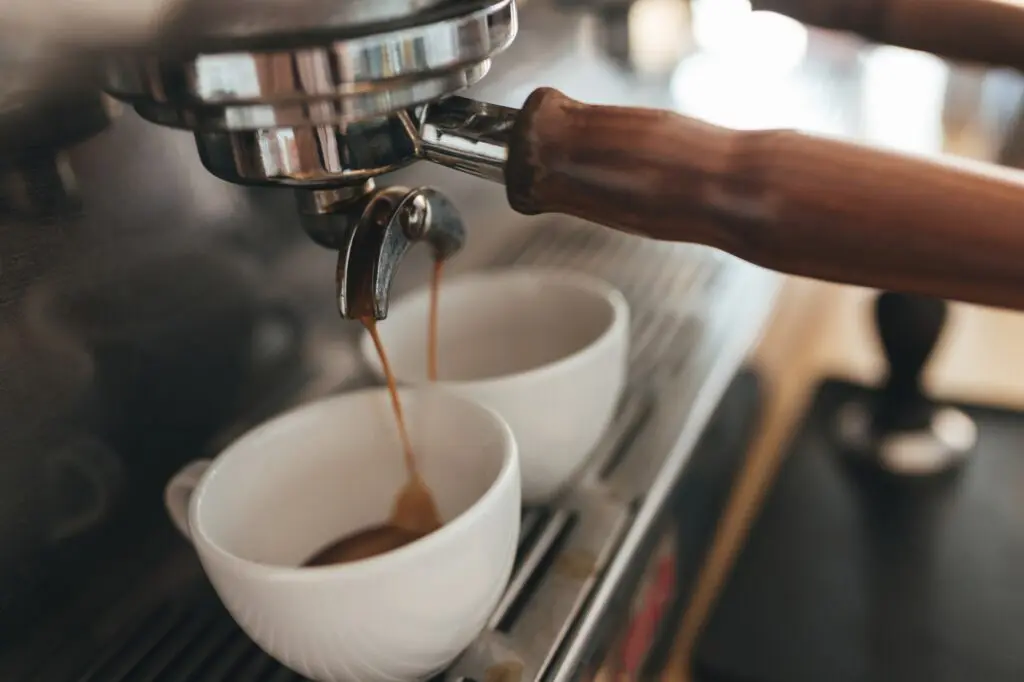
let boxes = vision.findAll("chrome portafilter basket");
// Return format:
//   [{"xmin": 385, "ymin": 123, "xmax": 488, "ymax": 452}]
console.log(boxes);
[{"xmin": 95, "ymin": 0, "xmax": 520, "ymax": 319}]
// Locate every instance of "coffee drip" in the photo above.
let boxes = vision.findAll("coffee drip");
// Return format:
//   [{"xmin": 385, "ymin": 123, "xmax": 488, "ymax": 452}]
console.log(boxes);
[
  {"xmin": 427, "ymin": 260, "xmax": 443, "ymax": 382},
  {"xmin": 305, "ymin": 262, "xmax": 446, "ymax": 567}
]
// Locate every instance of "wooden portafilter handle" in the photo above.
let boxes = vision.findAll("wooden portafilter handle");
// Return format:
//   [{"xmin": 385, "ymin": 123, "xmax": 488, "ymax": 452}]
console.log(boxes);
[
  {"xmin": 750, "ymin": 0, "xmax": 1024, "ymax": 74},
  {"xmin": 504, "ymin": 88, "xmax": 1024, "ymax": 311}
]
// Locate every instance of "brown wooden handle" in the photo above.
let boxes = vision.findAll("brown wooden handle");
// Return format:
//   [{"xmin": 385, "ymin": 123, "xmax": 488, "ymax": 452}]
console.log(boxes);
[
  {"xmin": 750, "ymin": 0, "xmax": 1024, "ymax": 73},
  {"xmin": 505, "ymin": 88, "xmax": 1024, "ymax": 310}
]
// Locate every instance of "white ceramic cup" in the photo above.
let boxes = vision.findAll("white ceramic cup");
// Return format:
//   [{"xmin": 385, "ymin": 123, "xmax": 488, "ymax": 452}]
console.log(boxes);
[
  {"xmin": 164, "ymin": 387, "xmax": 520, "ymax": 682},
  {"xmin": 361, "ymin": 267, "xmax": 630, "ymax": 504}
]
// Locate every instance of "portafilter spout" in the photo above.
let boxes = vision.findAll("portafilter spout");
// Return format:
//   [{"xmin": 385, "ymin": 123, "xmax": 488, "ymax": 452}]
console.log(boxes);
[{"xmin": 303, "ymin": 184, "xmax": 466, "ymax": 321}]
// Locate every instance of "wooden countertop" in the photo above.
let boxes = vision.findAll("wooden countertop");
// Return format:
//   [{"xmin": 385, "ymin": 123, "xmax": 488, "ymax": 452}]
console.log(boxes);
[{"xmin": 662, "ymin": 276, "xmax": 1024, "ymax": 681}]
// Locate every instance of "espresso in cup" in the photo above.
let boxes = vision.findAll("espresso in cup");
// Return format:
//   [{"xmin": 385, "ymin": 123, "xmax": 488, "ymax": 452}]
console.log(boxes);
[
  {"xmin": 279, "ymin": 255, "xmax": 450, "ymax": 570},
  {"xmin": 301, "ymin": 316, "xmax": 441, "ymax": 567},
  {"xmin": 306, "ymin": 258, "xmax": 450, "ymax": 567},
  {"xmin": 164, "ymin": 388, "xmax": 520, "ymax": 682}
]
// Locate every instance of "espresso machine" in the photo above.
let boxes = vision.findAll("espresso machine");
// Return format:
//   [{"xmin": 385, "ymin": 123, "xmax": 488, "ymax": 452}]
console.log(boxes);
[{"xmin": 3, "ymin": 1, "xmax": 1024, "ymax": 681}]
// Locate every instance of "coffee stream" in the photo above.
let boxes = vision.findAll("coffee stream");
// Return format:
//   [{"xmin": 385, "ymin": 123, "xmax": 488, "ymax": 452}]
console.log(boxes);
[
  {"xmin": 363, "ymin": 317, "xmax": 417, "ymax": 474},
  {"xmin": 304, "ymin": 262, "xmax": 445, "ymax": 567},
  {"xmin": 427, "ymin": 260, "xmax": 443, "ymax": 382}
]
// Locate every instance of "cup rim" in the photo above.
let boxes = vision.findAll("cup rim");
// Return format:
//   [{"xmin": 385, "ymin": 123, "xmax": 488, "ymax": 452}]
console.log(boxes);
[
  {"xmin": 187, "ymin": 386, "xmax": 519, "ymax": 580},
  {"xmin": 359, "ymin": 266, "xmax": 630, "ymax": 389}
]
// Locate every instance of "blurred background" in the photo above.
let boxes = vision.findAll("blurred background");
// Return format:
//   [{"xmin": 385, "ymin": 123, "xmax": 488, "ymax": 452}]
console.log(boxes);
[{"xmin": 2, "ymin": 0, "xmax": 1024, "ymax": 681}]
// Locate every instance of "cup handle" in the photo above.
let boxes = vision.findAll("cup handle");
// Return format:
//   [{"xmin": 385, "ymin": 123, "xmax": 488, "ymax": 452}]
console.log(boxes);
[{"xmin": 164, "ymin": 460, "xmax": 212, "ymax": 541}]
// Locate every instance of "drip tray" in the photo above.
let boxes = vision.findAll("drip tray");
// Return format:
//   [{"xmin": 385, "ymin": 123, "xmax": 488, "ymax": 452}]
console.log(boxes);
[{"xmin": 56, "ymin": 586, "xmax": 305, "ymax": 682}]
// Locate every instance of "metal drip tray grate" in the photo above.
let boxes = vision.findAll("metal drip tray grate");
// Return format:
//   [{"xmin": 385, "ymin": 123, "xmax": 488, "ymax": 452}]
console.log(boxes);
[
  {"xmin": 72, "ymin": 590, "xmax": 305, "ymax": 682},
  {"xmin": 19, "ymin": 217, "xmax": 775, "ymax": 682}
]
